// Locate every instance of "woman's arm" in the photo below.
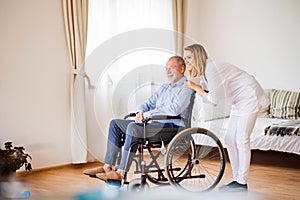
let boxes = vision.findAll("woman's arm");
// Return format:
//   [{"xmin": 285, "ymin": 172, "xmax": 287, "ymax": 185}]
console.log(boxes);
[
  {"xmin": 186, "ymin": 81, "xmax": 206, "ymax": 96},
  {"xmin": 186, "ymin": 80, "xmax": 216, "ymax": 106}
]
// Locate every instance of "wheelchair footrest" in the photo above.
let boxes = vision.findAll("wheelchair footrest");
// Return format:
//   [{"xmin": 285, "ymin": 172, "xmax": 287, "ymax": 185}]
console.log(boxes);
[
  {"xmin": 134, "ymin": 168, "xmax": 165, "ymax": 174},
  {"xmin": 169, "ymin": 167, "xmax": 181, "ymax": 171},
  {"xmin": 134, "ymin": 167, "xmax": 182, "ymax": 174},
  {"xmin": 175, "ymin": 174, "xmax": 206, "ymax": 181}
]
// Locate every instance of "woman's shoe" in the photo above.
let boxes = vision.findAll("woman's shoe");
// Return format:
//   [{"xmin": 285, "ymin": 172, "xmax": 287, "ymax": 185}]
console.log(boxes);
[{"xmin": 219, "ymin": 181, "xmax": 248, "ymax": 192}]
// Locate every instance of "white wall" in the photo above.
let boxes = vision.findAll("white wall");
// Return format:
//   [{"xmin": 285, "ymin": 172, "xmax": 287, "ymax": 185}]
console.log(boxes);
[
  {"xmin": 0, "ymin": 0, "xmax": 71, "ymax": 169},
  {"xmin": 185, "ymin": 0, "xmax": 300, "ymax": 92}
]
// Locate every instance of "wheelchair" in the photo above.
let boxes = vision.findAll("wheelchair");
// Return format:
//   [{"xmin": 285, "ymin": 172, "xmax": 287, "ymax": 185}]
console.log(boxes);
[{"xmin": 112, "ymin": 94, "xmax": 226, "ymax": 193}]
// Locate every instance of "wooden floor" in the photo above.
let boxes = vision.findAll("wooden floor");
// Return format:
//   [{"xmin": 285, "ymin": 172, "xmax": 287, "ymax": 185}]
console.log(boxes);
[{"xmin": 10, "ymin": 150, "xmax": 300, "ymax": 200}]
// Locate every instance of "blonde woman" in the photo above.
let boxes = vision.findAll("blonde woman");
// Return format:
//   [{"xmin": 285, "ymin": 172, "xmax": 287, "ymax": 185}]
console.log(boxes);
[{"xmin": 184, "ymin": 44, "xmax": 269, "ymax": 192}]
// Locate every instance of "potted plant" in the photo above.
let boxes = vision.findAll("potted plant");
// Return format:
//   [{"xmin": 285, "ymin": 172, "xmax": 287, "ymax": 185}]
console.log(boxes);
[{"xmin": 0, "ymin": 141, "xmax": 32, "ymax": 180}]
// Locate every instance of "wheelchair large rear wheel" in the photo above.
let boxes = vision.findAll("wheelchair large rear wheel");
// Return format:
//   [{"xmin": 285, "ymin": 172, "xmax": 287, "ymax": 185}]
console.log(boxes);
[{"xmin": 165, "ymin": 127, "xmax": 226, "ymax": 192}]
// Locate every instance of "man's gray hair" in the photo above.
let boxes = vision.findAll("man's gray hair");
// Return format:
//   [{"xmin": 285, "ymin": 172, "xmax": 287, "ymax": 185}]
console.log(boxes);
[{"xmin": 168, "ymin": 56, "xmax": 186, "ymax": 70}]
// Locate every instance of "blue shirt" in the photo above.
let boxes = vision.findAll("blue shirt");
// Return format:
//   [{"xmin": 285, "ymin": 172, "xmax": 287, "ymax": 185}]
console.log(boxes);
[{"xmin": 135, "ymin": 76, "xmax": 194, "ymax": 127}]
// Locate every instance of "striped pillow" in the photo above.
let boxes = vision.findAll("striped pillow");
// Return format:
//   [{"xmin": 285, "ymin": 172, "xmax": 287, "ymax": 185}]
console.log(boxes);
[{"xmin": 269, "ymin": 90, "xmax": 300, "ymax": 119}]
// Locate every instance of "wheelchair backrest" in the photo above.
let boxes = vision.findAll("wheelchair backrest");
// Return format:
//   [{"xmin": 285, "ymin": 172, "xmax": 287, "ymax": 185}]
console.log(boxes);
[{"xmin": 181, "ymin": 91, "xmax": 196, "ymax": 129}]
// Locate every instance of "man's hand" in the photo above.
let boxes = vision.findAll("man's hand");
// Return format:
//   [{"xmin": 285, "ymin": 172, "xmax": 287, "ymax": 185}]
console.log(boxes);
[{"xmin": 135, "ymin": 112, "xmax": 145, "ymax": 122}]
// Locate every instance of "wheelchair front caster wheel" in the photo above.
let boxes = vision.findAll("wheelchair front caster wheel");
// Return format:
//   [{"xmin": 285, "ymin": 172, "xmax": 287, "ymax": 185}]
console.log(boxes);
[{"xmin": 128, "ymin": 178, "xmax": 149, "ymax": 192}]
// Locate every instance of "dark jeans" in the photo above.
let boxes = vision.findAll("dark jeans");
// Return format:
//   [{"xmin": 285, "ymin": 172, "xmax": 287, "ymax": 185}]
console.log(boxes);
[{"xmin": 104, "ymin": 119, "xmax": 180, "ymax": 171}]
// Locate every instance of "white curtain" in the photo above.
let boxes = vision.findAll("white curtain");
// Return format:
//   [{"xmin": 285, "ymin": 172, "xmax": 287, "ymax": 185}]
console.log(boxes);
[
  {"xmin": 172, "ymin": 0, "xmax": 186, "ymax": 56},
  {"xmin": 62, "ymin": 0, "xmax": 89, "ymax": 163}
]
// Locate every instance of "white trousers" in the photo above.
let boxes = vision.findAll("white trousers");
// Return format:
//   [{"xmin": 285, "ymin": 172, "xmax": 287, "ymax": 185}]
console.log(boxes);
[{"xmin": 225, "ymin": 112, "xmax": 258, "ymax": 184}]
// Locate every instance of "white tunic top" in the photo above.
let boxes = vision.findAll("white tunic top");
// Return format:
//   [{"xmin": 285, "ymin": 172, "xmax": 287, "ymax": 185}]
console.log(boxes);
[{"xmin": 202, "ymin": 59, "xmax": 269, "ymax": 116}]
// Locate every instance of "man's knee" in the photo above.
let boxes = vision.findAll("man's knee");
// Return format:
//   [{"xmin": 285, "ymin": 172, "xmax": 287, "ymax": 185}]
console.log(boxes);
[
  {"xmin": 108, "ymin": 119, "xmax": 126, "ymax": 139},
  {"xmin": 109, "ymin": 119, "xmax": 118, "ymax": 129},
  {"xmin": 109, "ymin": 119, "xmax": 115, "ymax": 126},
  {"xmin": 109, "ymin": 119, "xmax": 126, "ymax": 130},
  {"xmin": 126, "ymin": 122, "xmax": 143, "ymax": 138}
]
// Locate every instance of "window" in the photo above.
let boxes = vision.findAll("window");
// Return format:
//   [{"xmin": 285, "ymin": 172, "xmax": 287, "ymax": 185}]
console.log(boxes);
[
  {"xmin": 86, "ymin": 0, "xmax": 173, "ymax": 57},
  {"xmin": 86, "ymin": 0, "xmax": 175, "ymax": 123}
]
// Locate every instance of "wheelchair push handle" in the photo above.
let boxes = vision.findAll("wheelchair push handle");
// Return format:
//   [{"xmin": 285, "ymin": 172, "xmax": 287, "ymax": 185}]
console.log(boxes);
[{"xmin": 124, "ymin": 113, "xmax": 137, "ymax": 119}]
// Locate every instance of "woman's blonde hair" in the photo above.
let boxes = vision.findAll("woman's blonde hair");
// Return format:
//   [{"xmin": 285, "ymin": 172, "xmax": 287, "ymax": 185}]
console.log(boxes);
[{"xmin": 184, "ymin": 44, "xmax": 208, "ymax": 78}]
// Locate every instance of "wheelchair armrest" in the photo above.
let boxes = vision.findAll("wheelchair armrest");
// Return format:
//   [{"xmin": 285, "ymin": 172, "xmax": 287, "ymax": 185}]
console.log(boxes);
[
  {"xmin": 144, "ymin": 115, "xmax": 181, "ymax": 125},
  {"xmin": 124, "ymin": 113, "xmax": 181, "ymax": 125}
]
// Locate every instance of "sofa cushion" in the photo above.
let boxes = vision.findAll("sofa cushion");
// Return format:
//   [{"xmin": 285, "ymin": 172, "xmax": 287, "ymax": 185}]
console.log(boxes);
[
  {"xmin": 259, "ymin": 89, "xmax": 274, "ymax": 117},
  {"xmin": 269, "ymin": 89, "xmax": 300, "ymax": 119}
]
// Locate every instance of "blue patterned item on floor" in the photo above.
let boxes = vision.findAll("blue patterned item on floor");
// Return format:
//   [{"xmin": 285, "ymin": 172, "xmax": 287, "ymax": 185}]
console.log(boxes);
[
  {"xmin": 0, "ymin": 181, "xmax": 30, "ymax": 199},
  {"xmin": 74, "ymin": 184, "xmax": 120, "ymax": 200}
]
